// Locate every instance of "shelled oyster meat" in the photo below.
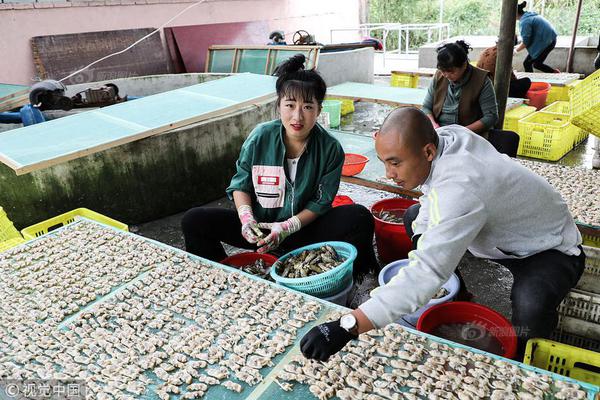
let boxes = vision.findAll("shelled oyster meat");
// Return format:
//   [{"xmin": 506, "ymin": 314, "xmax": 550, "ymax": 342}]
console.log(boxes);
[
  {"xmin": 239, "ymin": 259, "xmax": 273, "ymax": 281},
  {"xmin": 0, "ymin": 220, "xmax": 323, "ymax": 400},
  {"xmin": 277, "ymin": 313, "xmax": 590, "ymax": 400},
  {"xmin": 518, "ymin": 159, "xmax": 599, "ymax": 226},
  {"xmin": 277, "ymin": 245, "xmax": 345, "ymax": 278},
  {"xmin": 373, "ymin": 209, "xmax": 405, "ymax": 224},
  {"xmin": 432, "ymin": 287, "xmax": 449, "ymax": 299}
]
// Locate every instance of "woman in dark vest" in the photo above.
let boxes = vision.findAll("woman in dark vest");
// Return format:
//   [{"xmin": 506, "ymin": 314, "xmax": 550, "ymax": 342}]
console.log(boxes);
[{"xmin": 422, "ymin": 40, "xmax": 499, "ymax": 137}]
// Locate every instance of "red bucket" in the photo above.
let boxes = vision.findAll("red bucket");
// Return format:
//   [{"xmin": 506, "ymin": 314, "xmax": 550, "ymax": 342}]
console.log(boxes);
[
  {"xmin": 526, "ymin": 82, "xmax": 551, "ymax": 110},
  {"xmin": 332, "ymin": 195, "xmax": 354, "ymax": 208},
  {"xmin": 417, "ymin": 301, "xmax": 517, "ymax": 359},
  {"xmin": 220, "ymin": 252, "xmax": 278, "ymax": 268},
  {"xmin": 370, "ymin": 197, "xmax": 418, "ymax": 264}
]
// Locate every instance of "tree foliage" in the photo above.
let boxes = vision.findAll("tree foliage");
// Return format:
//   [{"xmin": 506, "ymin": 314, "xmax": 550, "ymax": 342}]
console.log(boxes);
[{"xmin": 369, "ymin": 0, "xmax": 600, "ymax": 48}]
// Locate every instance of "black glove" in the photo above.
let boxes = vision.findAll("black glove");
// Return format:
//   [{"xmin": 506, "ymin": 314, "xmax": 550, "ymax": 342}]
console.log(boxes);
[{"xmin": 300, "ymin": 320, "xmax": 357, "ymax": 361}]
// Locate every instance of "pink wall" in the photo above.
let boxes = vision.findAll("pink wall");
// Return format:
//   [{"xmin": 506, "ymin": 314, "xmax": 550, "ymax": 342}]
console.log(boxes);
[{"xmin": 0, "ymin": 0, "xmax": 361, "ymax": 85}]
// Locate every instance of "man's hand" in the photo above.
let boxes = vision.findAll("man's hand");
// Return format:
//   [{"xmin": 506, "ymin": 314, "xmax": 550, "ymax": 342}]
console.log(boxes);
[
  {"xmin": 256, "ymin": 216, "xmax": 301, "ymax": 253},
  {"xmin": 237, "ymin": 205, "xmax": 263, "ymax": 244},
  {"xmin": 300, "ymin": 320, "xmax": 357, "ymax": 361}
]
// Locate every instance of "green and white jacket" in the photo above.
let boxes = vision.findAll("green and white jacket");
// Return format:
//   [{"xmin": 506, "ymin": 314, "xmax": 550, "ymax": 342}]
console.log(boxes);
[{"xmin": 226, "ymin": 119, "xmax": 344, "ymax": 223}]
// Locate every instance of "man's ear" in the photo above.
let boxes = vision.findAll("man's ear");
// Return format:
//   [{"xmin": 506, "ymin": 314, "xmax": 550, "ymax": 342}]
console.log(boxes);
[{"xmin": 423, "ymin": 143, "xmax": 437, "ymax": 161}]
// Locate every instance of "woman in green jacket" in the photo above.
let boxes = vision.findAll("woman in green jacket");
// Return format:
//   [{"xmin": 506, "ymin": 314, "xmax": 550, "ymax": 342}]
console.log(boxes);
[{"xmin": 182, "ymin": 54, "xmax": 378, "ymax": 277}]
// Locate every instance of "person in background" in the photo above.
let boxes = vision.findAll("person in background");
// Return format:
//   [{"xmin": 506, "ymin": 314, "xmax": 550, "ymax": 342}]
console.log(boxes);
[
  {"xmin": 422, "ymin": 40, "xmax": 499, "ymax": 138},
  {"xmin": 181, "ymin": 54, "xmax": 378, "ymax": 278},
  {"xmin": 514, "ymin": 1, "xmax": 559, "ymax": 73},
  {"xmin": 477, "ymin": 42, "xmax": 532, "ymax": 98}
]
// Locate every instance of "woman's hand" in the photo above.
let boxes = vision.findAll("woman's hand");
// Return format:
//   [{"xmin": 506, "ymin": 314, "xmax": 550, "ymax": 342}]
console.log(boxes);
[
  {"xmin": 257, "ymin": 216, "xmax": 301, "ymax": 253},
  {"xmin": 237, "ymin": 205, "xmax": 263, "ymax": 244}
]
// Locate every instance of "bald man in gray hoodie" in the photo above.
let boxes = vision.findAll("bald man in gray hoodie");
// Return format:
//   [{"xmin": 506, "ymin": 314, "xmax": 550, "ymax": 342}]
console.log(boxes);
[{"xmin": 301, "ymin": 107, "xmax": 585, "ymax": 360}]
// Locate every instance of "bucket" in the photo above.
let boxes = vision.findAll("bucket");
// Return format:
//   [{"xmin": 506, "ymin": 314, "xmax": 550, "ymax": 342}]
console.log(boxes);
[
  {"xmin": 322, "ymin": 100, "xmax": 342, "ymax": 128},
  {"xmin": 332, "ymin": 195, "xmax": 354, "ymax": 208},
  {"xmin": 417, "ymin": 301, "xmax": 517, "ymax": 359},
  {"xmin": 220, "ymin": 252, "xmax": 278, "ymax": 269},
  {"xmin": 371, "ymin": 197, "xmax": 418, "ymax": 264},
  {"xmin": 342, "ymin": 153, "xmax": 368, "ymax": 176},
  {"xmin": 526, "ymin": 82, "xmax": 551, "ymax": 110},
  {"xmin": 323, "ymin": 279, "xmax": 353, "ymax": 306},
  {"xmin": 378, "ymin": 259, "xmax": 460, "ymax": 326}
]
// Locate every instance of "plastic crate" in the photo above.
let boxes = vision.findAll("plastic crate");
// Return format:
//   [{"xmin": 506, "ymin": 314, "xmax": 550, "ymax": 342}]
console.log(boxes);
[
  {"xmin": 571, "ymin": 69, "xmax": 600, "ymax": 138},
  {"xmin": 580, "ymin": 223, "xmax": 600, "ymax": 249},
  {"xmin": 270, "ymin": 241, "xmax": 356, "ymax": 297},
  {"xmin": 550, "ymin": 329, "xmax": 600, "ymax": 353},
  {"xmin": 567, "ymin": 79, "xmax": 583, "ymax": 98},
  {"xmin": 502, "ymin": 105, "xmax": 537, "ymax": 154},
  {"xmin": 21, "ymin": 208, "xmax": 128, "ymax": 240},
  {"xmin": 583, "ymin": 233, "xmax": 599, "ymax": 248},
  {"xmin": 390, "ymin": 72, "xmax": 419, "ymax": 88},
  {"xmin": 541, "ymin": 100, "xmax": 570, "ymax": 115},
  {"xmin": 545, "ymin": 85, "xmax": 570, "ymax": 105},
  {"xmin": 556, "ymin": 289, "xmax": 600, "ymax": 346},
  {"xmin": 558, "ymin": 289, "xmax": 600, "ymax": 324},
  {"xmin": 524, "ymin": 338, "xmax": 600, "ymax": 385},
  {"xmin": 517, "ymin": 111, "xmax": 577, "ymax": 161},
  {"xmin": 0, "ymin": 207, "xmax": 25, "ymax": 253},
  {"xmin": 541, "ymin": 101, "xmax": 588, "ymax": 147},
  {"xmin": 0, "ymin": 237, "xmax": 26, "ymax": 253},
  {"xmin": 326, "ymin": 97, "xmax": 354, "ymax": 116},
  {"xmin": 578, "ymin": 246, "xmax": 600, "ymax": 294}
]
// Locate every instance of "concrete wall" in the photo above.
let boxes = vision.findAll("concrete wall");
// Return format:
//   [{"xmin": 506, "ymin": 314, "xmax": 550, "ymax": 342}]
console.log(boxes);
[
  {"xmin": 0, "ymin": 97, "xmax": 277, "ymax": 228},
  {"xmin": 419, "ymin": 35, "xmax": 598, "ymax": 75},
  {"xmin": 317, "ymin": 47, "xmax": 374, "ymax": 86},
  {"xmin": 64, "ymin": 73, "xmax": 231, "ymax": 97},
  {"xmin": 0, "ymin": 0, "xmax": 362, "ymax": 85}
]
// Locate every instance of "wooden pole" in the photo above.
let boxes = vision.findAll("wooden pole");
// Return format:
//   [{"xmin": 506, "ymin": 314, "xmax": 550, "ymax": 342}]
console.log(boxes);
[
  {"xmin": 566, "ymin": 0, "xmax": 584, "ymax": 73},
  {"xmin": 494, "ymin": 0, "xmax": 518, "ymax": 129}
]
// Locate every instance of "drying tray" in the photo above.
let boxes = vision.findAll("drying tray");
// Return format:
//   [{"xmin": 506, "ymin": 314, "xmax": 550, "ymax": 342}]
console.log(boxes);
[{"xmin": 1, "ymin": 219, "xmax": 598, "ymax": 400}]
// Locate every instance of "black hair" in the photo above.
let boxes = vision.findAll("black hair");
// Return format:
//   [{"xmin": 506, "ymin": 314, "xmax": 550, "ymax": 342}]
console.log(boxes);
[
  {"xmin": 436, "ymin": 40, "xmax": 472, "ymax": 71},
  {"xmin": 517, "ymin": 1, "xmax": 527, "ymax": 16},
  {"xmin": 273, "ymin": 54, "xmax": 327, "ymax": 106}
]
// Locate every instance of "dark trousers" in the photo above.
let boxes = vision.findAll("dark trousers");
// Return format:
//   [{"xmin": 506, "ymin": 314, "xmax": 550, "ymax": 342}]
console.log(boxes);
[
  {"xmin": 403, "ymin": 203, "xmax": 585, "ymax": 356},
  {"xmin": 181, "ymin": 204, "xmax": 379, "ymax": 277},
  {"xmin": 524, "ymin": 39, "xmax": 557, "ymax": 73},
  {"xmin": 489, "ymin": 129, "xmax": 520, "ymax": 158},
  {"xmin": 509, "ymin": 77, "xmax": 532, "ymax": 98}
]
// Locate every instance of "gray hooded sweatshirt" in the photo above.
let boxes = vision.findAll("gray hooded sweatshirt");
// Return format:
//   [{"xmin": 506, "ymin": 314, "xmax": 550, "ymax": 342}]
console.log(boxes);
[{"xmin": 360, "ymin": 124, "xmax": 581, "ymax": 328}]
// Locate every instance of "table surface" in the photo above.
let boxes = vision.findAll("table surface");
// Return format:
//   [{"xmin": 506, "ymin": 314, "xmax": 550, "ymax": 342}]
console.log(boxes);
[
  {"xmin": 327, "ymin": 82, "xmax": 427, "ymax": 107},
  {"xmin": 0, "ymin": 74, "xmax": 277, "ymax": 175},
  {"xmin": 514, "ymin": 72, "xmax": 581, "ymax": 86},
  {"xmin": 1, "ymin": 219, "xmax": 597, "ymax": 399}
]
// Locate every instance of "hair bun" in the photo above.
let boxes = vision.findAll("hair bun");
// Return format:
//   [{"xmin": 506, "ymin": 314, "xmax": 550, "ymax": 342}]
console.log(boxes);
[
  {"xmin": 273, "ymin": 54, "xmax": 306, "ymax": 76},
  {"xmin": 518, "ymin": 1, "xmax": 527, "ymax": 11},
  {"xmin": 455, "ymin": 40, "xmax": 472, "ymax": 55}
]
